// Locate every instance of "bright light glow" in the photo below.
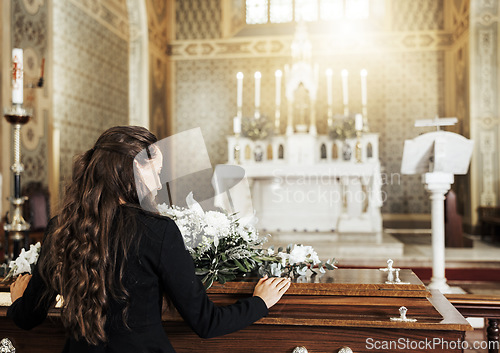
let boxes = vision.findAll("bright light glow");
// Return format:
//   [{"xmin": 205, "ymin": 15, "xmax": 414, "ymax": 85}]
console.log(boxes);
[
  {"xmin": 360, "ymin": 69, "xmax": 367, "ymax": 77},
  {"xmin": 320, "ymin": 0, "xmax": 343, "ymax": 20},
  {"xmin": 270, "ymin": 0, "xmax": 293, "ymax": 23},
  {"xmin": 345, "ymin": 0, "xmax": 370, "ymax": 19},
  {"xmin": 237, "ymin": 72, "xmax": 244, "ymax": 79},
  {"xmin": 275, "ymin": 69, "xmax": 283, "ymax": 77},
  {"xmin": 295, "ymin": 0, "xmax": 318, "ymax": 22},
  {"xmin": 246, "ymin": 0, "xmax": 268, "ymax": 24},
  {"xmin": 326, "ymin": 68, "xmax": 333, "ymax": 76},
  {"xmin": 341, "ymin": 69, "xmax": 349, "ymax": 77},
  {"xmin": 255, "ymin": 71, "xmax": 262, "ymax": 79}
]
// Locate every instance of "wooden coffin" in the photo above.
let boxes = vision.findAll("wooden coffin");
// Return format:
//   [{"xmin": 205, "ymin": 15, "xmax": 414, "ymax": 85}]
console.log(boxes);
[
  {"xmin": 162, "ymin": 269, "xmax": 472, "ymax": 353},
  {"xmin": 0, "ymin": 269, "xmax": 472, "ymax": 353}
]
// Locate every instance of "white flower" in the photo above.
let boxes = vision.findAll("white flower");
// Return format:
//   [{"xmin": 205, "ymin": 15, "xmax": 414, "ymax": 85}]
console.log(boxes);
[
  {"xmin": 296, "ymin": 266, "xmax": 308, "ymax": 276},
  {"xmin": 186, "ymin": 192, "xmax": 205, "ymax": 217},
  {"xmin": 12, "ymin": 256, "xmax": 31, "ymax": 276},
  {"xmin": 270, "ymin": 263, "xmax": 282, "ymax": 277},
  {"xmin": 267, "ymin": 247, "xmax": 274, "ymax": 256},
  {"xmin": 204, "ymin": 211, "xmax": 231, "ymax": 238}
]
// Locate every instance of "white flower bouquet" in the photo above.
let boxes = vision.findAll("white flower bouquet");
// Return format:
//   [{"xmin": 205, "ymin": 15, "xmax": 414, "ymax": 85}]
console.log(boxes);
[
  {"xmin": 158, "ymin": 193, "xmax": 336, "ymax": 288},
  {"xmin": 1, "ymin": 242, "xmax": 41, "ymax": 282}
]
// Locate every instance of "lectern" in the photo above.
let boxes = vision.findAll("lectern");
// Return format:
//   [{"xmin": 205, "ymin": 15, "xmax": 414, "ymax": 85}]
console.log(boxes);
[{"xmin": 402, "ymin": 124, "xmax": 473, "ymax": 293}]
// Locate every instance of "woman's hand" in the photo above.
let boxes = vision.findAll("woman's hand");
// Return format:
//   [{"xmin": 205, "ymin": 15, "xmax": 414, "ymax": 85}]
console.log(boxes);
[
  {"xmin": 10, "ymin": 274, "xmax": 32, "ymax": 303},
  {"xmin": 253, "ymin": 275, "xmax": 291, "ymax": 309}
]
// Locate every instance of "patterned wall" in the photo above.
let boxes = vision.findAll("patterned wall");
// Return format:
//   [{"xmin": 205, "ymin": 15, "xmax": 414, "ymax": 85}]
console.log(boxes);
[
  {"xmin": 53, "ymin": 0, "xmax": 129, "ymax": 196},
  {"xmin": 170, "ymin": 0, "xmax": 452, "ymax": 214},
  {"xmin": 11, "ymin": 0, "xmax": 49, "ymax": 190},
  {"xmin": 175, "ymin": 0, "xmax": 221, "ymax": 40},
  {"xmin": 391, "ymin": 0, "xmax": 445, "ymax": 31},
  {"xmin": 469, "ymin": 0, "xmax": 500, "ymax": 227}
]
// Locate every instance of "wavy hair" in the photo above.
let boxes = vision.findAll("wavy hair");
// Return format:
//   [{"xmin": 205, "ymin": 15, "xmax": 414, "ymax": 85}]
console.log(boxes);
[{"xmin": 39, "ymin": 126, "xmax": 158, "ymax": 345}]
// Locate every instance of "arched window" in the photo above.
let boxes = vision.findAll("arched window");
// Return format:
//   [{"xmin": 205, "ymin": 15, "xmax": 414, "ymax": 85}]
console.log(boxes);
[
  {"xmin": 267, "ymin": 143, "xmax": 274, "ymax": 160},
  {"xmin": 320, "ymin": 143, "xmax": 327, "ymax": 159},
  {"xmin": 332, "ymin": 143, "xmax": 338, "ymax": 160},
  {"xmin": 278, "ymin": 144, "xmax": 285, "ymax": 159},
  {"xmin": 367, "ymin": 142, "xmax": 373, "ymax": 158}
]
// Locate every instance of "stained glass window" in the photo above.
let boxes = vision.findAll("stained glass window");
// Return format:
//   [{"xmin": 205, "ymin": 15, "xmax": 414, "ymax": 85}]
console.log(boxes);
[
  {"xmin": 295, "ymin": 0, "xmax": 318, "ymax": 22},
  {"xmin": 345, "ymin": 0, "xmax": 370, "ymax": 19},
  {"xmin": 246, "ymin": 0, "xmax": 268, "ymax": 24},
  {"xmin": 270, "ymin": 0, "xmax": 293, "ymax": 23},
  {"xmin": 245, "ymin": 0, "xmax": 371, "ymax": 24}
]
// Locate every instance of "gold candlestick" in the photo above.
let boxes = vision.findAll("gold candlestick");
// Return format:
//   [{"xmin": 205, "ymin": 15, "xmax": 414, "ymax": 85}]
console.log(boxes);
[{"xmin": 355, "ymin": 131, "xmax": 362, "ymax": 163}]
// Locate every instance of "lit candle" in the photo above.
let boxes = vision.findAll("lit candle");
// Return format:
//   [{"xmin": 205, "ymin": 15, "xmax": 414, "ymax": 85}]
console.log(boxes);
[
  {"xmin": 341, "ymin": 69, "xmax": 349, "ymax": 107},
  {"xmin": 275, "ymin": 70, "xmax": 282, "ymax": 107},
  {"xmin": 326, "ymin": 68, "xmax": 333, "ymax": 106},
  {"xmin": 360, "ymin": 69, "xmax": 368, "ymax": 106},
  {"xmin": 355, "ymin": 113, "xmax": 363, "ymax": 131},
  {"xmin": 254, "ymin": 71, "xmax": 261, "ymax": 109},
  {"xmin": 236, "ymin": 72, "xmax": 244, "ymax": 110},
  {"xmin": 233, "ymin": 116, "xmax": 241, "ymax": 134},
  {"xmin": 12, "ymin": 48, "xmax": 23, "ymax": 105}
]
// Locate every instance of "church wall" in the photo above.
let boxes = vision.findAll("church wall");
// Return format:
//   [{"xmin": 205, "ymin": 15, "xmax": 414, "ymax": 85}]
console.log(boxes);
[
  {"xmin": 52, "ymin": 0, "xmax": 129, "ymax": 206},
  {"xmin": 0, "ymin": 0, "xmax": 49, "ymax": 217},
  {"xmin": 169, "ymin": 0, "xmax": 452, "ymax": 214}
]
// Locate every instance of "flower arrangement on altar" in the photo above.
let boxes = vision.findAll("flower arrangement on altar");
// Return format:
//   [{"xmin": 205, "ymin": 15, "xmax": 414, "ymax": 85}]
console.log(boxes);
[
  {"xmin": 328, "ymin": 115, "xmax": 357, "ymax": 140},
  {"xmin": 158, "ymin": 193, "xmax": 336, "ymax": 288},
  {"xmin": 241, "ymin": 115, "xmax": 273, "ymax": 141},
  {"xmin": 1, "ymin": 242, "xmax": 41, "ymax": 282}
]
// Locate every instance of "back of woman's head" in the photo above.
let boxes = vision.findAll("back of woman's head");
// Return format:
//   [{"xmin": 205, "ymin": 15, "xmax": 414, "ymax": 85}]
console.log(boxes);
[{"xmin": 39, "ymin": 125, "xmax": 157, "ymax": 345}]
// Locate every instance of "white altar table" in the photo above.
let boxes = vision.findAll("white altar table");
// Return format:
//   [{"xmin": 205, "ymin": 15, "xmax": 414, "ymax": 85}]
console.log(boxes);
[{"xmin": 215, "ymin": 161, "xmax": 383, "ymax": 233}]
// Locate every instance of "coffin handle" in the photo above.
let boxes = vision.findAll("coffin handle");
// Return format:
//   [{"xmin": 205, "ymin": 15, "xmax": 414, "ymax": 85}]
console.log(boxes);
[
  {"xmin": 0, "ymin": 338, "xmax": 16, "ymax": 353},
  {"xmin": 292, "ymin": 347, "xmax": 308, "ymax": 353},
  {"xmin": 338, "ymin": 347, "xmax": 353, "ymax": 353}
]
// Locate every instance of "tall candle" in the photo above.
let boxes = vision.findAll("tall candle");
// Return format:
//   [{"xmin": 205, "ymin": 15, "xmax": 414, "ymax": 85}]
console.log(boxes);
[
  {"xmin": 236, "ymin": 72, "xmax": 243, "ymax": 109},
  {"xmin": 341, "ymin": 69, "xmax": 349, "ymax": 106},
  {"xmin": 355, "ymin": 113, "xmax": 363, "ymax": 131},
  {"xmin": 275, "ymin": 70, "xmax": 282, "ymax": 107},
  {"xmin": 254, "ymin": 71, "xmax": 261, "ymax": 109},
  {"xmin": 360, "ymin": 69, "xmax": 368, "ymax": 106},
  {"xmin": 326, "ymin": 68, "xmax": 333, "ymax": 106},
  {"xmin": 12, "ymin": 48, "xmax": 23, "ymax": 105},
  {"xmin": 233, "ymin": 116, "xmax": 241, "ymax": 134}
]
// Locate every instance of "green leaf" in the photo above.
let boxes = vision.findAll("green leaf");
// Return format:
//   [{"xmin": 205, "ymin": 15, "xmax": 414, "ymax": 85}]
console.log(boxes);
[{"xmin": 233, "ymin": 259, "xmax": 247, "ymax": 272}]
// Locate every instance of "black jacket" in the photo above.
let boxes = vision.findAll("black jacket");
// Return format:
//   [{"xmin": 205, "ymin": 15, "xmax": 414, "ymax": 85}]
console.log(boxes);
[{"xmin": 7, "ymin": 209, "xmax": 268, "ymax": 352}]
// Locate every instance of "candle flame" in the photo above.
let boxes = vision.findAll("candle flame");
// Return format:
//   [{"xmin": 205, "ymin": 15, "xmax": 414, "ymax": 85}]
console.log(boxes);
[
  {"xmin": 275, "ymin": 70, "xmax": 282, "ymax": 77},
  {"xmin": 237, "ymin": 72, "xmax": 244, "ymax": 79},
  {"xmin": 341, "ymin": 69, "xmax": 349, "ymax": 77},
  {"xmin": 254, "ymin": 71, "xmax": 261, "ymax": 79},
  {"xmin": 326, "ymin": 68, "xmax": 333, "ymax": 76},
  {"xmin": 360, "ymin": 69, "xmax": 368, "ymax": 77}
]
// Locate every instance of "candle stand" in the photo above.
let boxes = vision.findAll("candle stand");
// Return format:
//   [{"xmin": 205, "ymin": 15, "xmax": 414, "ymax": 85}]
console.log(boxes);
[{"xmin": 3, "ymin": 104, "xmax": 31, "ymax": 262}]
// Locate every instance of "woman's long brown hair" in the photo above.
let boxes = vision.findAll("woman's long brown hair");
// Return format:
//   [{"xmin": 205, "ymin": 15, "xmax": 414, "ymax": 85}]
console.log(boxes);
[{"xmin": 39, "ymin": 126, "xmax": 158, "ymax": 345}]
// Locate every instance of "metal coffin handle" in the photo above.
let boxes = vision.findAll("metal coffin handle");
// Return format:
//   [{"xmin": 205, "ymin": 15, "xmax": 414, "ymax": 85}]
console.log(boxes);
[{"xmin": 0, "ymin": 338, "xmax": 16, "ymax": 353}]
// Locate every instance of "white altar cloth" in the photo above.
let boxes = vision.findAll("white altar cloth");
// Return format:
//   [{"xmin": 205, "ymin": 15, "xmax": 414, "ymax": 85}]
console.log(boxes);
[{"xmin": 214, "ymin": 162, "xmax": 383, "ymax": 233}]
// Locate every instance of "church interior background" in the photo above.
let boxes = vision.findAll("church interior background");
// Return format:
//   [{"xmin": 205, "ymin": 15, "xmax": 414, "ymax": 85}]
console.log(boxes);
[{"xmin": 0, "ymin": 0, "xmax": 499, "ymax": 337}]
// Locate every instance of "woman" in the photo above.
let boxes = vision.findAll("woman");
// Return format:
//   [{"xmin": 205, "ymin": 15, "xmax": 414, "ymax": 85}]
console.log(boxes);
[{"xmin": 8, "ymin": 126, "xmax": 290, "ymax": 352}]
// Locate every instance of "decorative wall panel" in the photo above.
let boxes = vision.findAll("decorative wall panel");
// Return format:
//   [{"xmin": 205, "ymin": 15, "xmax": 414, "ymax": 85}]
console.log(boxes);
[
  {"xmin": 12, "ymin": 0, "xmax": 49, "ymax": 188},
  {"xmin": 175, "ymin": 0, "xmax": 221, "ymax": 40},
  {"xmin": 53, "ymin": 0, "xmax": 129, "ymax": 197},
  {"xmin": 391, "ymin": 0, "xmax": 445, "ymax": 31}
]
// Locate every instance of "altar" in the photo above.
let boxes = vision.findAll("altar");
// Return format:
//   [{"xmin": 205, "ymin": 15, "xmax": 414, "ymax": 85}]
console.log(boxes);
[
  {"xmin": 224, "ymin": 133, "xmax": 382, "ymax": 233},
  {"xmin": 225, "ymin": 21, "xmax": 383, "ymax": 234}
]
